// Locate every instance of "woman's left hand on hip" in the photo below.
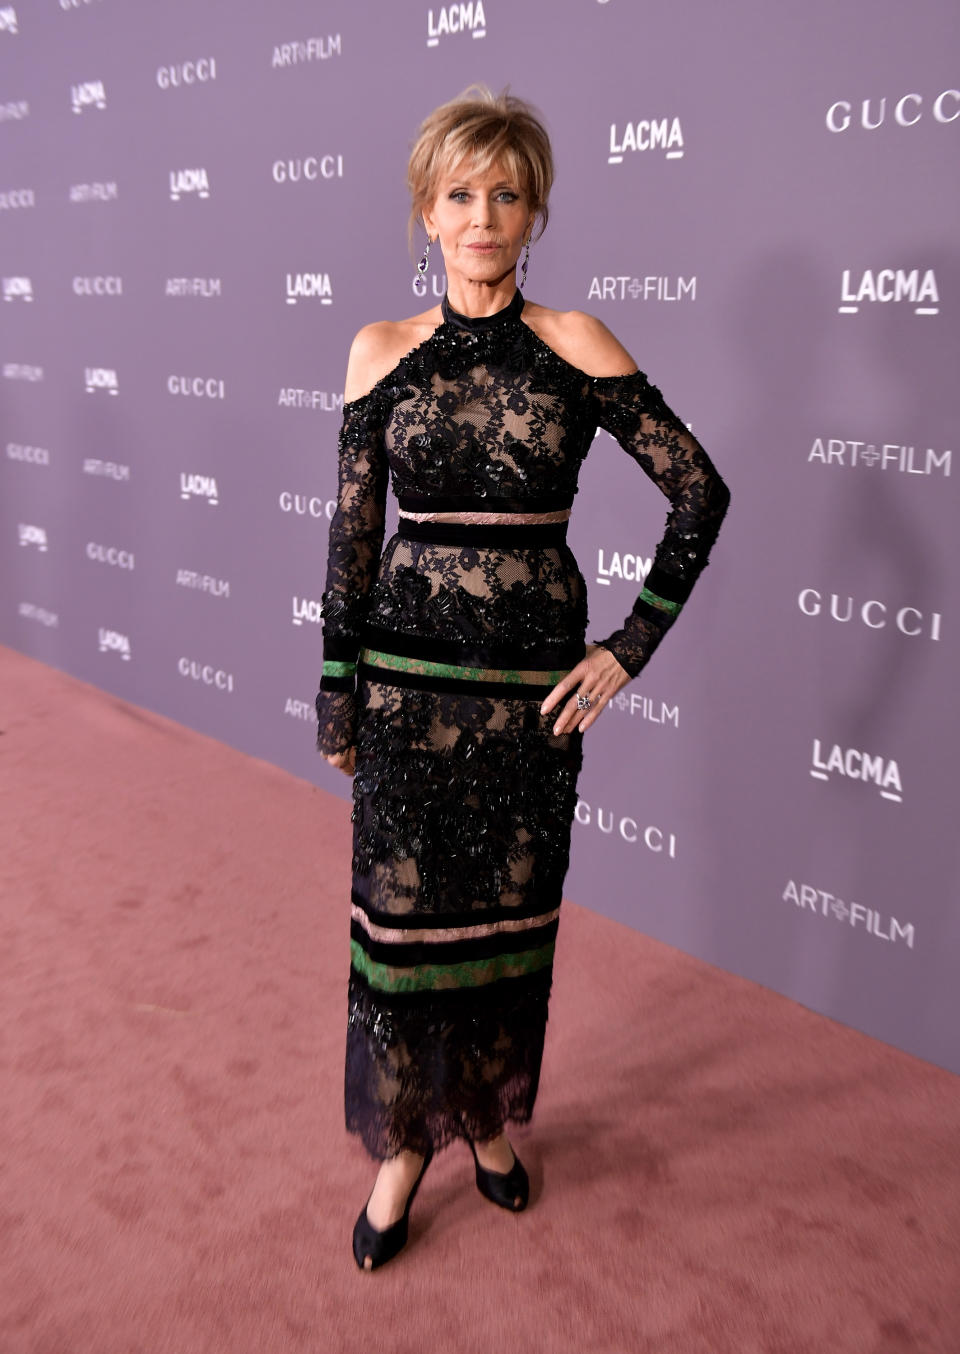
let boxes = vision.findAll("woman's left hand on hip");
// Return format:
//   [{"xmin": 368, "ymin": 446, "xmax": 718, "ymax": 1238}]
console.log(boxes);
[{"xmin": 540, "ymin": 643, "xmax": 631, "ymax": 735}]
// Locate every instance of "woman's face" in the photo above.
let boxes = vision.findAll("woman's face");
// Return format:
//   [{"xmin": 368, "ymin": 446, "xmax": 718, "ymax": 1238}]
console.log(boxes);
[{"xmin": 423, "ymin": 160, "xmax": 534, "ymax": 289}]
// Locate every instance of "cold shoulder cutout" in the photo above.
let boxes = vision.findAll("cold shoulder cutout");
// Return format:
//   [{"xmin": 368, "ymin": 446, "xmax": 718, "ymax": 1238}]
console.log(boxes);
[
  {"xmin": 343, "ymin": 318, "xmax": 441, "ymax": 405},
  {"xmin": 520, "ymin": 305, "xmax": 638, "ymax": 380}
]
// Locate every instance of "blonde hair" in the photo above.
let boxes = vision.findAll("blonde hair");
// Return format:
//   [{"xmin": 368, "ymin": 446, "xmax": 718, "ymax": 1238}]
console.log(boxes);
[{"xmin": 407, "ymin": 85, "xmax": 554, "ymax": 248}]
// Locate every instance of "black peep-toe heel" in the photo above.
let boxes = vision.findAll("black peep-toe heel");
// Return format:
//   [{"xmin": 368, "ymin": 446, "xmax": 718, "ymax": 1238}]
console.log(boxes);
[
  {"xmin": 467, "ymin": 1136, "xmax": 529, "ymax": 1212},
  {"xmin": 352, "ymin": 1148, "xmax": 434, "ymax": 1271}
]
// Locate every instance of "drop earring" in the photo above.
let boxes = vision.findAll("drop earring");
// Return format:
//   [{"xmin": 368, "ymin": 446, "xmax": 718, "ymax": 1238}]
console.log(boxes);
[
  {"xmin": 519, "ymin": 239, "xmax": 531, "ymax": 290},
  {"xmin": 414, "ymin": 236, "xmax": 432, "ymax": 294}
]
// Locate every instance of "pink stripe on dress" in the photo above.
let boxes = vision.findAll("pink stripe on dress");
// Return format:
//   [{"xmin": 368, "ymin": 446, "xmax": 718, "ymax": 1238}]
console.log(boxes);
[
  {"xmin": 351, "ymin": 903, "xmax": 561, "ymax": 944},
  {"xmin": 398, "ymin": 508, "xmax": 571, "ymax": 526}
]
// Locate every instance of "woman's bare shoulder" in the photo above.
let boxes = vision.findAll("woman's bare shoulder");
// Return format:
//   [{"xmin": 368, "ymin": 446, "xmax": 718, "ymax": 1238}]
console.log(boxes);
[
  {"xmin": 522, "ymin": 302, "xmax": 638, "ymax": 379},
  {"xmin": 344, "ymin": 306, "xmax": 442, "ymax": 402}
]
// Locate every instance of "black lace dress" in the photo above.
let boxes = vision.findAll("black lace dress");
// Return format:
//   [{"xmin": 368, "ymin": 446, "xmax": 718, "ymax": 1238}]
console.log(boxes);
[{"xmin": 315, "ymin": 289, "xmax": 729, "ymax": 1161}]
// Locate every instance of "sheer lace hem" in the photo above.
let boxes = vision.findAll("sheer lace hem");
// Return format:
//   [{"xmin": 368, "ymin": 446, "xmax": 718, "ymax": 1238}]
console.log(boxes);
[{"xmin": 344, "ymin": 969, "xmax": 550, "ymax": 1160}]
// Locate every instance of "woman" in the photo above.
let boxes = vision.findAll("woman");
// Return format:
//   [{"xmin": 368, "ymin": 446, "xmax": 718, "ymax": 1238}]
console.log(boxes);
[{"xmin": 315, "ymin": 86, "xmax": 730, "ymax": 1272}]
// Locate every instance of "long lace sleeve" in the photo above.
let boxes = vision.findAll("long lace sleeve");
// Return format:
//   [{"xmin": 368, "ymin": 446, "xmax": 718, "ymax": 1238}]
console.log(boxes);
[
  {"xmin": 315, "ymin": 394, "xmax": 389, "ymax": 757},
  {"xmin": 590, "ymin": 370, "xmax": 730, "ymax": 679}
]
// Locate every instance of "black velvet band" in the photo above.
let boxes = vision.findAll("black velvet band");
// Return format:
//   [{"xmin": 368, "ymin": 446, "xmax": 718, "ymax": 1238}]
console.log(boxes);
[
  {"xmin": 348, "ymin": 953, "xmax": 555, "ymax": 1009},
  {"xmin": 322, "ymin": 634, "xmax": 361, "ymax": 663},
  {"xmin": 362, "ymin": 624, "xmax": 584, "ymax": 671},
  {"xmin": 319, "ymin": 674, "xmax": 356, "ymax": 693},
  {"xmin": 644, "ymin": 563, "xmax": 695, "ymax": 604},
  {"xmin": 631, "ymin": 597, "xmax": 677, "ymax": 630}
]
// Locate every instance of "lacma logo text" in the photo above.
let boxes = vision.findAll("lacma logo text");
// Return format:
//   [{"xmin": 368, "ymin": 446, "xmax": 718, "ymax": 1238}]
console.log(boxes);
[
  {"xmin": 596, "ymin": 548, "xmax": 650, "ymax": 587},
  {"xmin": 286, "ymin": 272, "xmax": 332, "ymax": 305},
  {"xmin": 98, "ymin": 628, "xmax": 131, "ymax": 660},
  {"xmin": 838, "ymin": 268, "xmax": 939, "ymax": 316},
  {"xmin": 71, "ymin": 80, "xmax": 105, "ymax": 113},
  {"xmin": 427, "ymin": 3, "xmax": 486, "ymax": 47},
  {"xmin": 810, "ymin": 739, "xmax": 902, "ymax": 803},
  {"xmin": 608, "ymin": 117, "xmax": 684, "ymax": 163},
  {"xmin": 169, "ymin": 168, "xmax": 210, "ymax": 201},
  {"xmin": 3, "ymin": 276, "xmax": 32, "ymax": 301},
  {"xmin": 180, "ymin": 472, "xmax": 219, "ymax": 505},
  {"xmin": 19, "ymin": 523, "xmax": 47, "ymax": 551},
  {"xmin": 85, "ymin": 367, "xmax": 118, "ymax": 395}
]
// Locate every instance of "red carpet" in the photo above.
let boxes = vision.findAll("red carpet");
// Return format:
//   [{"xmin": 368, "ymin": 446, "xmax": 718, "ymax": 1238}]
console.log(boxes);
[{"xmin": 2, "ymin": 644, "xmax": 958, "ymax": 1354}]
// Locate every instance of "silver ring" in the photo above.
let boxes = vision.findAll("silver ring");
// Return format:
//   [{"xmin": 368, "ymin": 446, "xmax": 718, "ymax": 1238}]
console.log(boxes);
[{"xmin": 576, "ymin": 692, "xmax": 593, "ymax": 711}]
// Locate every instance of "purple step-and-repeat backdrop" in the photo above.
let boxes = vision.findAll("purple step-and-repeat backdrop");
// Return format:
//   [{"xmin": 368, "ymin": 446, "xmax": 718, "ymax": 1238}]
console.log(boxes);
[{"xmin": 2, "ymin": 1, "xmax": 957, "ymax": 1073}]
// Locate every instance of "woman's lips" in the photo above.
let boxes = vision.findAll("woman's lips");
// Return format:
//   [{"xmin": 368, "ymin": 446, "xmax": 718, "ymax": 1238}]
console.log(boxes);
[{"xmin": 466, "ymin": 243, "xmax": 500, "ymax": 252}]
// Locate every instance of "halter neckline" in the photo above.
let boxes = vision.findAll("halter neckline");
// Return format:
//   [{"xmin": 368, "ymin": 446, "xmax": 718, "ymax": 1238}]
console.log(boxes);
[{"xmin": 441, "ymin": 289, "xmax": 524, "ymax": 332}]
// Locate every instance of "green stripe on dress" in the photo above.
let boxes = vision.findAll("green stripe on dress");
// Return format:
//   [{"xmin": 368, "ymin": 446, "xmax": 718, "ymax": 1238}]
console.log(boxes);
[
  {"xmin": 350, "ymin": 937, "xmax": 556, "ymax": 992},
  {"xmin": 639, "ymin": 587, "xmax": 682, "ymax": 617},
  {"xmin": 323, "ymin": 659, "xmax": 357, "ymax": 678},
  {"xmin": 360, "ymin": 647, "xmax": 569, "ymax": 686}
]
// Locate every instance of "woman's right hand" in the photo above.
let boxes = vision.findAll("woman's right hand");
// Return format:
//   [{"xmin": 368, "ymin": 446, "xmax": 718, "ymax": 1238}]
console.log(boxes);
[
  {"xmin": 325, "ymin": 748, "xmax": 356, "ymax": 776},
  {"xmin": 316, "ymin": 690, "xmax": 357, "ymax": 773}
]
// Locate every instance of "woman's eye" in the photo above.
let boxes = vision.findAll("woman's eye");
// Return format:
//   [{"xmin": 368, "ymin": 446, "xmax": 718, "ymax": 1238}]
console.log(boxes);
[{"xmin": 447, "ymin": 189, "xmax": 518, "ymax": 203}]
